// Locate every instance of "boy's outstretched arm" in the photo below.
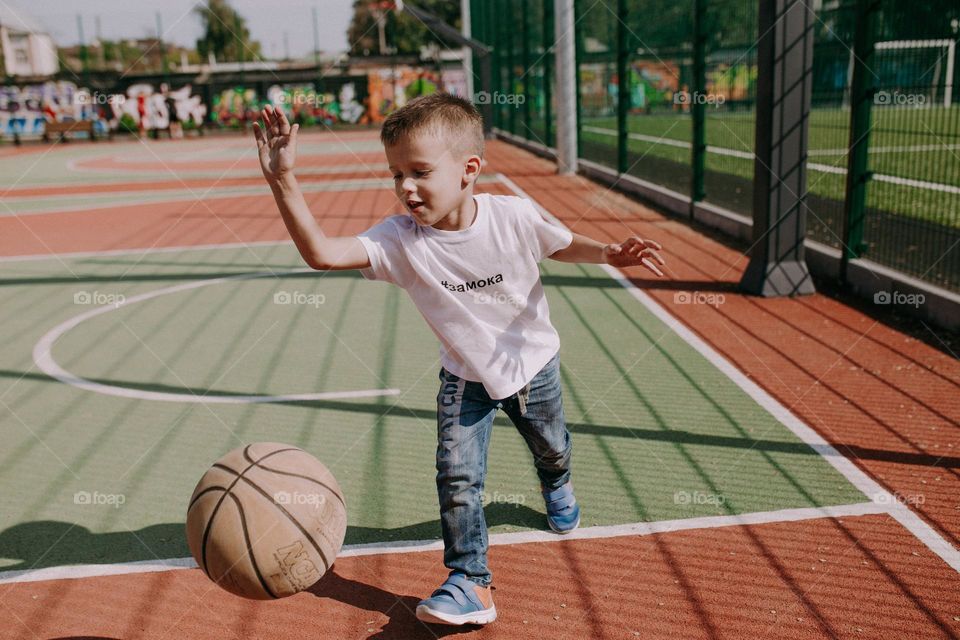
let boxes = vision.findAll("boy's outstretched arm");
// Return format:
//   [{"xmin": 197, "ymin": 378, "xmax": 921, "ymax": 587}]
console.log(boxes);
[
  {"xmin": 549, "ymin": 232, "xmax": 666, "ymax": 277},
  {"xmin": 254, "ymin": 105, "xmax": 370, "ymax": 271}
]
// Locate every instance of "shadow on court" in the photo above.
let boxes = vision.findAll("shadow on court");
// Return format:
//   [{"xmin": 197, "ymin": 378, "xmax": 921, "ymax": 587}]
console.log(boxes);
[
  {"xmin": 309, "ymin": 571, "xmax": 479, "ymax": 639},
  {"xmin": 0, "ymin": 503, "xmax": 548, "ymax": 571}
]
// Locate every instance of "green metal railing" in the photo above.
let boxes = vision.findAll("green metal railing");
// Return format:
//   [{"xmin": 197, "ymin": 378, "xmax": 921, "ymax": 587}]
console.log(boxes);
[{"xmin": 471, "ymin": 0, "xmax": 960, "ymax": 292}]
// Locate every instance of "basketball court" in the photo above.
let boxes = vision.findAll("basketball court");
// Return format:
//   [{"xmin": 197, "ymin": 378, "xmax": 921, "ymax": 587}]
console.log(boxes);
[{"xmin": 0, "ymin": 130, "xmax": 958, "ymax": 638}]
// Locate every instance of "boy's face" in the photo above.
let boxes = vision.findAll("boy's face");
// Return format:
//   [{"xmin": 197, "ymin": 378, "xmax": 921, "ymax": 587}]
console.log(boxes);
[{"xmin": 385, "ymin": 130, "xmax": 482, "ymax": 227}]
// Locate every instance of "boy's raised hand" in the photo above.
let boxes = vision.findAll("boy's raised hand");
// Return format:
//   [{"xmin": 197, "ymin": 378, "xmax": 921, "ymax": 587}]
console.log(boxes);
[
  {"xmin": 253, "ymin": 105, "xmax": 299, "ymax": 183},
  {"xmin": 604, "ymin": 236, "xmax": 666, "ymax": 276}
]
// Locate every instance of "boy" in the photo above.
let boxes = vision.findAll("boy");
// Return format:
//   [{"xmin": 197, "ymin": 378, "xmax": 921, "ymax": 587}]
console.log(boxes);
[{"xmin": 253, "ymin": 93, "xmax": 665, "ymax": 626}]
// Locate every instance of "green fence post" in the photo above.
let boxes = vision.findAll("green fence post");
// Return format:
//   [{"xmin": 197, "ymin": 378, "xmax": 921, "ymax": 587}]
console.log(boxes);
[
  {"xmin": 521, "ymin": 0, "xmax": 531, "ymax": 139},
  {"xmin": 691, "ymin": 0, "xmax": 707, "ymax": 215},
  {"xmin": 543, "ymin": 0, "xmax": 554, "ymax": 148},
  {"xmin": 574, "ymin": 0, "xmax": 583, "ymax": 158},
  {"xmin": 840, "ymin": 0, "xmax": 879, "ymax": 283},
  {"xmin": 506, "ymin": 1, "xmax": 516, "ymax": 135},
  {"xmin": 492, "ymin": 0, "xmax": 502, "ymax": 130},
  {"xmin": 616, "ymin": 0, "xmax": 629, "ymax": 174}
]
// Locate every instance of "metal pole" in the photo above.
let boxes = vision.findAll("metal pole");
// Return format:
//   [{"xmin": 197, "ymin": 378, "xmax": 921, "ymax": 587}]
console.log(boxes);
[
  {"xmin": 77, "ymin": 14, "xmax": 89, "ymax": 85},
  {"xmin": 554, "ymin": 0, "xmax": 578, "ymax": 174},
  {"xmin": 840, "ymin": 0, "xmax": 879, "ymax": 283},
  {"xmin": 462, "ymin": 0, "xmax": 474, "ymax": 101},
  {"xmin": 691, "ymin": 0, "xmax": 707, "ymax": 213},
  {"xmin": 543, "ymin": 0, "xmax": 554, "ymax": 148},
  {"xmin": 95, "ymin": 15, "xmax": 105, "ymax": 69},
  {"xmin": 521, "ymin": 1, "xmax": 531, "ymax": 138},
  {"xmin": 739, "ymin": 0, "xmax": 816, "ymax": 297},
  {"xmin": 313, "ymin": 6, "xmax": 321, "ymax": 68},
  {"xmin": 616, "ymin": 0, "xmax": 629, "ymax": 174},
  {"xmin": 156, "ymin": 13, "xmax": 168, "ymax": 80}
]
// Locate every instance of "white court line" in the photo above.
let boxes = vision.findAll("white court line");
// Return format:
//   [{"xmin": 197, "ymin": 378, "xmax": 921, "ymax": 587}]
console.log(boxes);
[
  {"xmin": 0, "ymin": 240, "xmax": 291, "ymax": 263},
  {"xmin": 0, "ymin": 501, "xmax": 884, "ymax": 585},
  {"xmin": 32, "ymin": 268, "xmax": 400, "ymax": 404},
  {"xmin": 583, "ymin": 125, "xmax": 960, "ymax": 194},
  {"xmin": 4, "ymin": 164, "xmax": 382, "ymax": 198},
  {"xmin": 2, "ymin": 178, "xmax": 394, "ymax": 217},
  {"xmin": 499, "ymin": 173, "xmax": 960, "ymax": 573}
]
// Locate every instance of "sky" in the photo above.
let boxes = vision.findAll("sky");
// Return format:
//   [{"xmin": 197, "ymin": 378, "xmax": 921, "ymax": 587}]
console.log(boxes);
[{"xmin": 5, "ymin": 0, "xmax": 358, "ymax": 58}]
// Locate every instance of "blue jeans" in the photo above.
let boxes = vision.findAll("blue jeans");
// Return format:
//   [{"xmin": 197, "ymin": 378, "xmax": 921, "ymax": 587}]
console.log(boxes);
[{"xmin": 435, "ymin": 352, "xmax": 572, "ymax": 587}]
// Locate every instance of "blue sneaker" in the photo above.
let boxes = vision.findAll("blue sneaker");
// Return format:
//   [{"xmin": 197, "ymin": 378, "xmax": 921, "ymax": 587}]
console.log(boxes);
[
  {"xmin": 542, "ymin": 481, "xmax": 581, "ymax": 533},
  {"xmin": 415, "ymin": 573, "xmax": 497, "ymax": 626}
]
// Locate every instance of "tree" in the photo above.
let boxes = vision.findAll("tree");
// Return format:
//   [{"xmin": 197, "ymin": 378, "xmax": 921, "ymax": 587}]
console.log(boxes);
[
  {"xmin": 195, "ymin": 0, "xmax": 262, "ymax": 63},
  {"xmin": 347, "ymin": 0, "xmax": 460, "ymax": 57}
]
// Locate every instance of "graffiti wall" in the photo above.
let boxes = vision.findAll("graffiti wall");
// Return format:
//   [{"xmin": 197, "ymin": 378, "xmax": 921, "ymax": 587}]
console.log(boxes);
[
  {"xmin": 0, "ymin": 81, "xmax": 206, "ymax": 139},
  {"xmin": 210, "ymin": 78, "xmax": 369, "ymax": 128},
  {"xmin": 0, "ymin": 81, "xmax": 107, "ymax": 138},
  {"xmin": 367, "ymin": 66, "xmax": 469, "ymax": 123},
  {"xmin": 1, "ymin": 64, "xmax": 476, "ymax": 140}
]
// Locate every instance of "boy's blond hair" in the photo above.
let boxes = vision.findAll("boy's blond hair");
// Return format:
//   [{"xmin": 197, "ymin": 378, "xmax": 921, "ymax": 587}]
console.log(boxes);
[{"xmin": 380, "ymin": 92, "xmax": 484, "ymax": 158}]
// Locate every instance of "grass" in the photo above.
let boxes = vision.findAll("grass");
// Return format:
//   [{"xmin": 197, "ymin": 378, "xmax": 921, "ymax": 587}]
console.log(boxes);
[{"xmin": 578, "ymin": 105, "xmax": 960, "ymax": 227}]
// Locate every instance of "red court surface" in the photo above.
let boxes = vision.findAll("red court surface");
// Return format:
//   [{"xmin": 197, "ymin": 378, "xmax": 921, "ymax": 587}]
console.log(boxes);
[{"xmin": 2, "ymin": 515, "xmax": 957, "ymax": 639}]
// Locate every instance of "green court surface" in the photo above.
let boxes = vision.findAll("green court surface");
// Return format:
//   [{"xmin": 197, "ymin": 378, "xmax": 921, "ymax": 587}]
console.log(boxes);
[{"xmin": 0, "ymin": 244, "xmax": 866, "ymax": 572}]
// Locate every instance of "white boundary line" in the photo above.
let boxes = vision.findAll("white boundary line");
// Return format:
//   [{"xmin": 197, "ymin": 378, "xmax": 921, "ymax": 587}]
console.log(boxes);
[
  {"xmin": 0, "ymin": 240, "xmax": 292, "ymax": 263},
  {"xmin": 3, "ymin": 179, "xmax": 395, "ymax": 218},
  {"xmin": 0, "ymin": 501, "xmax": 884, "ymax": 585},
  {"xmin": 3, "ymin": 164, "xmax": 382, "ymax": 199},
  {"xmin": 31, "ymin": 268, "xmax": 400, "ymax": 404},
  {"xmin": 498, "ymin": 173, "xmax": 960, "ymax": 573}
]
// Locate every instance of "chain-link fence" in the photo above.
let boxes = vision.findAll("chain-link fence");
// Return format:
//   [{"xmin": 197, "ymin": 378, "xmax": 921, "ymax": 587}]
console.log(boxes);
[{"xmin": 472, "ymin": 0, "xmax": 960, "ymax": 292}]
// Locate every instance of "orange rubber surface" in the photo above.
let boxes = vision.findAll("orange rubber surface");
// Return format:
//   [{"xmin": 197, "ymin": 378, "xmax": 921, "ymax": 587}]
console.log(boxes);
[{"xmin": 2, "ymin": 515, "xmax": 957, "ymax": 639}]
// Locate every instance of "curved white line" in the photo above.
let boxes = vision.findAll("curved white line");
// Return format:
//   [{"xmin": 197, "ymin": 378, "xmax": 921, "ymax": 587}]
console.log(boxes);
[{"xmin": 32, "ymin": 269, "xmax": 400, "ymax": 404}]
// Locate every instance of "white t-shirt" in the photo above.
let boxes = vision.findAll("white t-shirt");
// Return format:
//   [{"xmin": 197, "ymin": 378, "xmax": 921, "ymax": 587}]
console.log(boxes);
[{"xmin": 357, "ymin": 193, "xmax": 573, "ymax": 399}]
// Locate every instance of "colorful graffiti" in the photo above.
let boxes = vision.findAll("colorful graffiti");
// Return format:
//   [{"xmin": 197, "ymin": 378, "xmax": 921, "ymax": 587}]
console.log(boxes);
[
  {"xmin": 0, "ymin": 81, "xmax": 108, "ymax": 139},
  {"xmin": 265, "ymin": 82, "xmax": 368, "ymax": 126},
  {"xmin": 211, "ymin": 80, "xmax": 369, "ymax": 128},
  {"xmin": 630, "ymin": 61, "xmax": 680, "ymax": 111},
  {"xmin": 0, "ymin": 81, "xmax": 206, "ymax": 140},
  {"xmin": 367, "ymin": 67, "xmax": 468, "ymax": 123},
  {"xmin": 1, "ymin": 64, "xmax": 477, "ymax": 141},
  {"xmin": 707, "ymin": 63, "xmax": 757, "ymax": 103}
]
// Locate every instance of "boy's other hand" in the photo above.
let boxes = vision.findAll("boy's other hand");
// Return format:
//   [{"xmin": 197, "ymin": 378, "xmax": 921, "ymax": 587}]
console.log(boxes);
[
  {"xmin": 604, "ymin": 237, "xmax": 666, "ymax": 276},
  {"xmin": 254, "ymin": 105, "xmax": 299, "ymax": 183}
]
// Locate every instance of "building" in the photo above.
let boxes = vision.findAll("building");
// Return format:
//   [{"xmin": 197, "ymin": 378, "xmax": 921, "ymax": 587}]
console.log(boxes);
[{"xmin": 0, "ymin": 3, "xmax": 58, "ymax": 78}]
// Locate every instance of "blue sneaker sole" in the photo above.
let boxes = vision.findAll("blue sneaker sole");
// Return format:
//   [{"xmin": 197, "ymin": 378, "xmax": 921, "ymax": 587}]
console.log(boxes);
[
  {"xmin": 416, "ymin": 603, "xmax": 498, "ymax": 625},
  {"xmin": 547, "ymin": 513, "xmax": 581, "ymax": 534}
]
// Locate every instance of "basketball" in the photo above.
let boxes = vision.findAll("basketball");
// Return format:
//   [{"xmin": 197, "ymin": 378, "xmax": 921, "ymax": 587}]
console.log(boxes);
[{"xmin": 185, "ymin": 442, "xmax": 347, "ymax": 600}]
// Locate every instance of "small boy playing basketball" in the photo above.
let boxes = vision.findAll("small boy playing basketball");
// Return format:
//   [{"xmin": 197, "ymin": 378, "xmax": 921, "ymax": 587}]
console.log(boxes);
[{"xmin": 254, "ymin": 93, "xmax": 665, "ymax": 626}]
